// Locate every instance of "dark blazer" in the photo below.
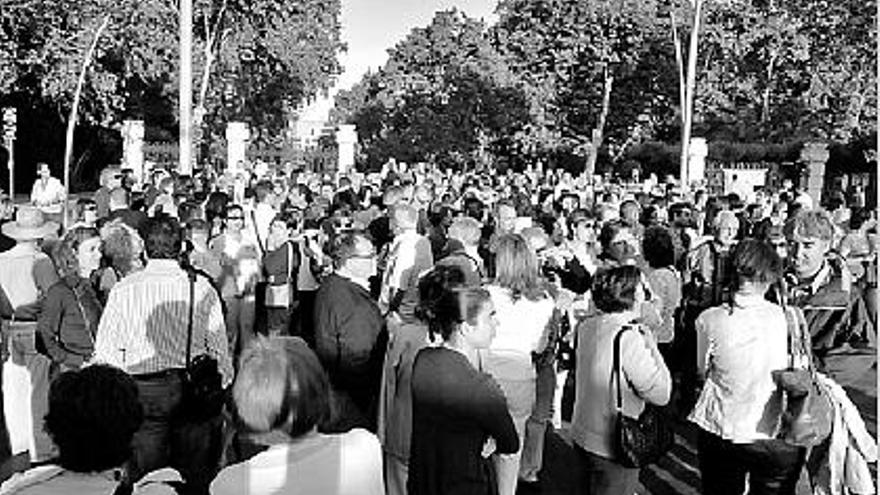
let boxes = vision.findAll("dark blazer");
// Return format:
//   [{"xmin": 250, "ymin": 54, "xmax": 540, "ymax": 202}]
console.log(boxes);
[
  {"xmin": 408, "ymin": 347, "xmax": 519, "ymax": 495},
  {"xmin": 314, "ymin": 273, "xmax": 387, "ymax": 430}
]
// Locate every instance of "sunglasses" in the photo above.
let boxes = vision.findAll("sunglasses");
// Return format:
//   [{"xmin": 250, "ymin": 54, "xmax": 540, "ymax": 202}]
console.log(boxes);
[{"xmin": 226, "ymin": 216, "xmax": 244, "ymax": 220}]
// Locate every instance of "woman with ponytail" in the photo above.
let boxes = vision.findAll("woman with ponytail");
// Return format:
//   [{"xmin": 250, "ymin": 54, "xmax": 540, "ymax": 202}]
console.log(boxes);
[{"xmin": 407, "ymin": 265, "xmax": 519, "ymax": 495}]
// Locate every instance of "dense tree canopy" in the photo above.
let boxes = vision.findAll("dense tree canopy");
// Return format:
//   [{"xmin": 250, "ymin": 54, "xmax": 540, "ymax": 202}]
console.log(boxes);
[
  {"xmin": 0, "ymin": 0, "xmax": 343, "ymax": 142},
  {"xmin": 334, "ymin": 0, "xmax": 876, "ymax": 173}
]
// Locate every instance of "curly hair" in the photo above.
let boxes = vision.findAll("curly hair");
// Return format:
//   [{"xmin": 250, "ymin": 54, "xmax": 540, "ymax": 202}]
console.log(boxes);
[
  {"xmin": 100, "ymin": 220, "xmax": 145, "ymax": 276},
  {"xmin": 45, "ymin": 365, "xmax": 143, "ymax": 472},
  {"xmin": 592, "ymin": 265, "xmax": 642, "ymax": 314},
  {"xmin": 49, "ymin": 227, "xmax": 100, "ymax": 278}
]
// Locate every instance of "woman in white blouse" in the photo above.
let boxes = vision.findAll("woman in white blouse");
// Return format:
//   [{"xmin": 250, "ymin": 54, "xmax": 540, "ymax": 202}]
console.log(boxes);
[
  {"xmin": 483, "ymin": 233, "xmax": 556, "ymax": 495},
  {"xmin": 689, "ymin": 239, "xmax": 805, "ymax": 495}
]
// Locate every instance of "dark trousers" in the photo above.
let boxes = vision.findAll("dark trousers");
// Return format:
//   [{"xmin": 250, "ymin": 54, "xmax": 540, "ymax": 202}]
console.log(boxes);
[
  {"xmin": 293, "ymin": 290, "xmax": 317, "ymax": 348},
  {"xmin": 129, "ymin": 372, "xmax": 224, "ymax": 495},
  {"xmin": 574, "ymin": 446, "xmax": 639, "ymax": 495},
  {"xmin": 697, "ymin": 429, "xmax": 806, "ymax": 495}
]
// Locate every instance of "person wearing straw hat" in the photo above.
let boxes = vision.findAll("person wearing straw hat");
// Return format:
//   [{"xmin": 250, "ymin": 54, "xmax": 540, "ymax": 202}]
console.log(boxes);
[{"xmin": 0, "ymin": 206, "xmax": 61, "ymax": 471}]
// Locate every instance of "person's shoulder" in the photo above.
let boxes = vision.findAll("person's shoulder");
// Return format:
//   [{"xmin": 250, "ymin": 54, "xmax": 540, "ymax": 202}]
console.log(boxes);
[{"xmin": 340, "ymin": 428, "xmax": 382, "ymax": 453}]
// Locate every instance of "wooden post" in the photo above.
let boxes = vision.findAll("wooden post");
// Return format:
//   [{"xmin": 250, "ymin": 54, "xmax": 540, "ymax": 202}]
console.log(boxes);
[{"xmin": 179, "ymin": 0, "xmax": 193, "ymax": 175}]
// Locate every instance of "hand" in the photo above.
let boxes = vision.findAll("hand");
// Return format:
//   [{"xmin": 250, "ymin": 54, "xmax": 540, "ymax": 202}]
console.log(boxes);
[{"xmin": 481, "ymin": 437, "xmax": 497, "ymax": 458}]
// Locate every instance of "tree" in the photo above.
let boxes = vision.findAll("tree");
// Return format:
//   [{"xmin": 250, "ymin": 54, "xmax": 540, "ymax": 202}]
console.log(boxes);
[
  {"xmin": 0, "ymin": 0, "xmax": 343, "ymax": 143},
  {"xmin": 493, "ymin": 0, "xmax": 680, "ymax": 173},
  {"xmin": 333, "ymin": 10, "xmax": 531, "ymax": 171}
]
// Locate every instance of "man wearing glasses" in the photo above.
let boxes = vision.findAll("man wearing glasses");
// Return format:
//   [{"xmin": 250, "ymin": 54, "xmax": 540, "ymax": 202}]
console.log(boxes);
[{"xmin": 314, "ymin": 232, "xmax": 387, "ymax": 433}]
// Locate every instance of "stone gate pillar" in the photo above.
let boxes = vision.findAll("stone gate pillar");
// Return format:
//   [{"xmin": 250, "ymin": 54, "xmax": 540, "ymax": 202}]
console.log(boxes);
[
  {"xmin": 226, "ymin": 122, "xmax": 250, "ymax": 175},
  {"xmin": 688, "ymin": 137, "xmax": 708, "ymax": 187},
  {"xmin": 800, "ymin": 142, "xmax": 829, "ymax": 206},
  {"xmin": 336, "ymin": 124, "xmax": 357, "ymax": 174},
  {"xmin": 122, "ymin": 120, "xmax": 145, "ymax": 187}
]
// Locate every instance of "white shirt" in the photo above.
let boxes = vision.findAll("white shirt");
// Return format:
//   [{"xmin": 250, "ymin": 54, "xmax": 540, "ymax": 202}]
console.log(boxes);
[
  {"xmin": 91, "ymin": 259, "xmax": 233, "ymax": 387},
  {"xmin": 31, "ymin": 177, "xmax": 66, "ymax": 214},
  {"xmin": 689, "ymin": 293, "xmax": 788, "ymax": 443},
  {"xmin": 210, "ymin": 429, "xmax": 384, "ymax": 495},
  {"xmin": 379, "ymin": 230, "xmax": 433, "ymax": 311},
  {"xmin": 482, "ymin": 285, "xmax": 555, "ymax": 381}
]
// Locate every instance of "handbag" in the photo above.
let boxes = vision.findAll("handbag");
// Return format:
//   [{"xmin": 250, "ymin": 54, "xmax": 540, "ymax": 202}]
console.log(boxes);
[
  {"xmin": 771, "ymin": 306, "xmax": 832, "ymax": 447},
  {"xmin": 613, "ymin": 324, "xmax": 674, "ymax": 468},
  {"xmin": 179, "ymin": 270, "xmax": 225, "ymax": 422}
]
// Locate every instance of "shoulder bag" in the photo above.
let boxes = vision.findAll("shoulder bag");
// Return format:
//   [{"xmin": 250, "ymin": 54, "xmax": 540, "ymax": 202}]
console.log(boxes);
[
  {"xmin": 179, "ymin": 270, "xmax": 225, "ymax": 422},
  {"xmin": 771, "ymin": 305, "xmax": 833, "ymax": 447},
  {"xmin": 613, "ymin": 324, "xmax": 674, "ymax": 468}
]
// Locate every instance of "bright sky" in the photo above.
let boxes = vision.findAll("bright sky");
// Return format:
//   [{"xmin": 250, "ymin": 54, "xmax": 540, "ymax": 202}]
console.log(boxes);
[{"xmin": 336, "ymin": 0, "xmax": 499, "ymax": 90}]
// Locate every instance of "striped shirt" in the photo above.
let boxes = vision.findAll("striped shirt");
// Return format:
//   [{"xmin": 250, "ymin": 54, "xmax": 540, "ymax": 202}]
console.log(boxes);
[{"xmin": 92, "ymin": 259, "xmax": 233, "ymax": 387}]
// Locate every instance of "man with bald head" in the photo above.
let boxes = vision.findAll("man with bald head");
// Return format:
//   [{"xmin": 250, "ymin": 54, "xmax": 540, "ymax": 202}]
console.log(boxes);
[{"xmin": 105, "ymin": 186, "xmax": 147, "ymax": 231}]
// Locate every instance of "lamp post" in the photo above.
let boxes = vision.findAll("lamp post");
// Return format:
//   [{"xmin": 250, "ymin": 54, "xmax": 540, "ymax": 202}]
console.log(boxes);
[
  {"xmin": 679, "ymin": 0, "xmax": 704, "ymax": 191},
  {"xmin": 179, "ymin": 0, "xmax": 193, "ymax": 175}
]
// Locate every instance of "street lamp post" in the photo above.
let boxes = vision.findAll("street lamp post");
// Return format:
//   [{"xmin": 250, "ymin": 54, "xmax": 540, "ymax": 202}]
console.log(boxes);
[
  {"xmin": 680, "ymin": 0, "xmax": 704, "ymax": 191},
  {"xmin": 179, "ymin": 0, "xmax": 193, "ymax": 175}
]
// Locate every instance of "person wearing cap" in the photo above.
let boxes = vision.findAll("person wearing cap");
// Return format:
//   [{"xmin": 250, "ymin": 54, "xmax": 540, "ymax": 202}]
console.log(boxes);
[
  {"xmin": 30, "ymin": 162, "xmax": 66, "ymax": 224},
  {"xmin": 0, "ymin": 206, "xmax": 61, "ymax": 467},
  {"xmin": 781, "ymin": 210, "xmax": 876, "ymax": 393}
]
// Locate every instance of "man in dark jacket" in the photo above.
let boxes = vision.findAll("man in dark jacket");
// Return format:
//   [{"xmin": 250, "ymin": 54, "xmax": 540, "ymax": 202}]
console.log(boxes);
[
  {"xmin": 314, "ymin": 232, "xmax": 387, "ymax": 432},
  {"xmin": 783, "ymin": 210, "xmax": 876, "ymax": 393}
]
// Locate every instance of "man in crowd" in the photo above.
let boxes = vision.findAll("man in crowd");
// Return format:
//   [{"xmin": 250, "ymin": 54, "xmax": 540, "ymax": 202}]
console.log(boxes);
[
  {"xmin": 314, "ymin": 232, "xmax": 387, "ymax": 432},
  {"xmin": 93, "ymin": 166, "xmax": 123, "ymax": 218},
  {"xmin": 0, "ymin": 207, "xmax": 59, "ymax": 468},
  {"xmin": 105, "ymin": 186, "xmax": 148, "ymax": 232},
  {"xmin": 379, "ymin": 204, "xmax": 433, "ymax": 316},
  {"xmin": 783, "ymin": 210, "xmax": 876, "ymax": 392},
  {"xmin": 30, "ymin": 162, "xmax": 66, "ymax": 223},
  {"xmin": 436, "ymin": 216, "xmax": 484, "ymax": 285},
  {"xmin": 91, "ymin": 215, "xmax": 232, "ymax": 491}
]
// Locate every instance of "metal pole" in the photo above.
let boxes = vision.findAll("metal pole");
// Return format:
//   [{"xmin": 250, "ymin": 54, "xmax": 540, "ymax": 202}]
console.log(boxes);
[
  {"xmin": 680, "ymin": 0, "xmax": 703, "ymax": 190},
  {"xmin": 179, "ymin": 0, "xmax": 194, "ymax": 175},
  {"xmin": 64, "ymin": 15, "xmax": 110, "ymax": 229},
  {"xmin": 4, "ymin": 138, "xmax": 13, "ymax": 201}
]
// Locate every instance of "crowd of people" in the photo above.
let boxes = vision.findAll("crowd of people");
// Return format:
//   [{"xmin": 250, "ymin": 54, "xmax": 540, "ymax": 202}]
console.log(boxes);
[{"xmin": 0, "ymin": 158, "xmax": 874, "ymax": 495}]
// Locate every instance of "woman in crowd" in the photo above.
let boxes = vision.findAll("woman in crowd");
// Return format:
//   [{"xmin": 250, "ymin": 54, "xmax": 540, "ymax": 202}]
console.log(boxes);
[
  {"xmin": 261, "ymin": 212, "xmax": 300, "ymax": 336},
  {"xmin": 596, "ymin": 220, "xmax": 640, "ymax": 270},
  {"xmin": 212, "ymin": 336, "xmax": 384, "ymax": 495},
  {"xmin": 204, "ymin": 191, "xmax": 229, "ymax": 241},
  {"xmin": 408, "ymin": 269, "xmax": 518, "ymax": 495},
  {"xmin": 482, "ymin": 233, "xmax": 556, "ymax": 494},
  {"xmin": 571, "ymin": 265, "xmax": 671, "ymax": 495},
  {"xmin": 96, "ymin": 220, "xmax": 144, "ymax": 303},
  {"xmin": 689, "ymin": 239, "xmax": 805, "ymax": 494},
  {"xmin": 641, "ymin": 226, "xmax": 681, "ymax": 357},
  {"xmin": 0, "ymin": 365, "xmax": 181, "ymax": 494},
  {"xmin": 37, "ymin": 227, "xmax": 103, "ymax": 372}
]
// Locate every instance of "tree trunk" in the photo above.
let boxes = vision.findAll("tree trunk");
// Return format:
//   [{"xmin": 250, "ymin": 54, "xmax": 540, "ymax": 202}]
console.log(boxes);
[{"xmin": 585, "ymin": 69, "xmax": 613, "ymax": 178}]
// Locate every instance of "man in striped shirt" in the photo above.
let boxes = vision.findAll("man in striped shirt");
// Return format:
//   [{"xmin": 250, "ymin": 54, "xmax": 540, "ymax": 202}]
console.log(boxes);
[{"xmin": 92, "ymin": 215, "xmax": 233, "ymax": 491}]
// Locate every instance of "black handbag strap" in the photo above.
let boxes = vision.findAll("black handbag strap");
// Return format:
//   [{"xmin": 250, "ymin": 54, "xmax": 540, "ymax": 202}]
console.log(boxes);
[
  {"xmin": 612, "ymin": 325, "xmax": 634, "ymax": 413},
  {"xmin": 185, "ymin": 270, "xmax": 195, "ymax": 370}
]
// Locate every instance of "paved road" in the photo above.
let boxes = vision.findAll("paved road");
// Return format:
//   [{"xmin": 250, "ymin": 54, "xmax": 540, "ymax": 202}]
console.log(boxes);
[{"xmin": 518, "ymin": 365, "xmax": 877, "ymax": 495}]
